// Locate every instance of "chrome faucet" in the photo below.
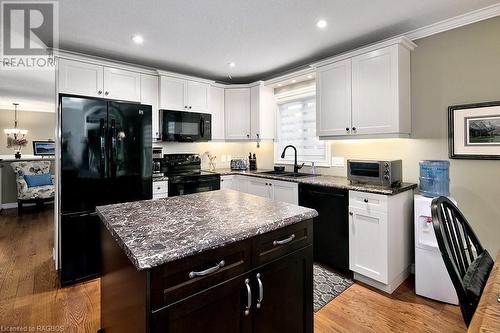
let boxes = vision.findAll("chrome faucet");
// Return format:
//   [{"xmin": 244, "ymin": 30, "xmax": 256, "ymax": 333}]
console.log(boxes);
[{"xmin": 280, "ymin": 145, "xmax": 304, "ymax": 174}]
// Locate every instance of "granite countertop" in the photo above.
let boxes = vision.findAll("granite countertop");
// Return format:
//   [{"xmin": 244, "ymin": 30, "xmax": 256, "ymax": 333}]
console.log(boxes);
[
  {"xmin": 152, "ymin": 176, "xmax": 169, "ymax": 182},
  {"xmin": 213, "ymin": 168, "xmax": 417, "ymax": 195},
  {"xmin": 96, "ymin": 189, "xmax": 318, "ymax": 271}
]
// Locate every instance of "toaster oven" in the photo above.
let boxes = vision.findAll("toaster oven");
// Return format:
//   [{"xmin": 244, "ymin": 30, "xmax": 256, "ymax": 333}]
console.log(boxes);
[{"xmin": 347, "ymin": 160, "xmax": 402, "ymax": 187}]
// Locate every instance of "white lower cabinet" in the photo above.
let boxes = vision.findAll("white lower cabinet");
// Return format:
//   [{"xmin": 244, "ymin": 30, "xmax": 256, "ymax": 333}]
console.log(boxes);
[
  {"xmin": 348, "ymin": 189, "xmax": 413, "ymax": 294},
  {"xmin": 242, "ymin": 176, "xmax": 298, "ymax": 205},
  {"xmin": 153, "ymin": 180, "xmax": 168, "ymax": 199},
  {"xmin": 220, "ymin": 175, "xmax": 236, "ymax": 190}
]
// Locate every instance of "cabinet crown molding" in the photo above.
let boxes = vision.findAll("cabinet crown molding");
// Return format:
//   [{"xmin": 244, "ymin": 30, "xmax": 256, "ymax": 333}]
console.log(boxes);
[
  {"xmin": 157, "ymin": 71, "xmax": 215, "ymax": 84},
  {"xmin": 311, "ymin": 36, "xmax": 416, "ymax": 68}
]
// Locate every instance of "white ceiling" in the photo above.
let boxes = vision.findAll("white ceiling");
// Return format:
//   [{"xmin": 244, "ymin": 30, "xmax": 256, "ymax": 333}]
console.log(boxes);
[{"xmin": 44, "ymin": 0, "xmax": 500, "ymax": 83}]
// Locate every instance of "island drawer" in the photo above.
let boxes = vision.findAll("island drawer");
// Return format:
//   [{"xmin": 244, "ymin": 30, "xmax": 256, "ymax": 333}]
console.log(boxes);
[
  {"xmin": 150, "ymin": 239, "xmax": 252, "ymax": 310},
  {"xmin": 252, "ymin": 219, "xmax": 313, "ymax": 267}
]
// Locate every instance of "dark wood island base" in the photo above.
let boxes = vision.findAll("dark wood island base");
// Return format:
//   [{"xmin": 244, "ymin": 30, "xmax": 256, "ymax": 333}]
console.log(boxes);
[{"xmin": 100, "ymin": 219, "xmax": 314, "ymax": 333}]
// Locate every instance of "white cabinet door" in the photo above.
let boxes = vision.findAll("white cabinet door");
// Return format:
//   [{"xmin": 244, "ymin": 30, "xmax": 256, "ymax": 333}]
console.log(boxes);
[
  {"xmin": 103, "ymin": 67, "xmax": 141, "ymax": 102},
  {"xmin": 58, "ymin": 59, "xmax": 103, "ymax": 97},
  {"xmin": 140, "ymin": 74, "xmax": 159, "ymax": 139},
  {"xmin": 250, "ymin": 84, "xmax": 276, "ymax": 140},
  {"xmin": 271, "ymin": 180, "xmax": 298, "ymax": 205},
  {"xmin": 186, "ymin": 81, "xmax": 209, "ymax": 112},
  {"xmin": 160, "ymin": 76, "xmax": 186, "ymax": 111},
  {"xmin": 246, "ymin": 177, "xmax": 271, "ymax": 199},
  {"xmin": 209, "ymin": 86, "xmax": 225, "ymax": 140},
  {"xmin": 225, "ymin": 88, "xmax": 251, "ymax": 140},
  {"xmin": 351, "ymin": 46, "xmax": 397, "ymax": 135},
  {"xmin": 316, "ymin": 59, "xmax": 352, "ymax": 136},
  {"xmin": 220, "ymin": 175, "xmax": 234, "ymax": 190},
  {"xmin": 349, "ymin": 206, "xmax": 388, "ymax": 283},
  {"xmin": 250, "ymin": 85, "xmax": 260, "ymax": 140}
]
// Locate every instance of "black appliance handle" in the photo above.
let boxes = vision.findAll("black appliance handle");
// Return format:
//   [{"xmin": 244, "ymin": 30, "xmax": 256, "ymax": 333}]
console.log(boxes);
[
  {"xmin": 200, "ymin": 116, "xmax": 205, "ymax": 138},
  {"xmin": 99, "ymin": 118, "xmax": 106, "ymax": 178},
  {"xmin": 110, "ymin": 119, "xmax": 117, "ymax": 178},
  {"xmin": 170, "ymin": 178, "xmax": 219, "ymax": 185},
  {"xmin": 300, "ymin": 189, "xmax": 346, "ymax": 198}
]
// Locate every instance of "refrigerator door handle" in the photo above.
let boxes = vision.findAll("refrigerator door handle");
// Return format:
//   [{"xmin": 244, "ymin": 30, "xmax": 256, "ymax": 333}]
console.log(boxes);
[
  {"xmin": 110, "ymin": 119, "xmax": 117, "ymax": 178},
  {"xmin": 199, "ymin": 116, "xmax": 205, "ymax": 138},
  {"xmin": 99, "ymin": 118, "xmax": 106, "ymax": 178}
]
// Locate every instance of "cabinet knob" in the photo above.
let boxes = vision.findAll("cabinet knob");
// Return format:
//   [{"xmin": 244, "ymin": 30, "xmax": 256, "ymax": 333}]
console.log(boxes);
[
  {"xmin": 188, "ymin": 106, "xmax": 192, "ymax": 109},
  {"xmin": 352, "ymin": 127, "xmax": 356, "ymax": 131},
  {"xmin": 221, "ymin": 179, "xmax": 224, "ymax": 182},
  {"xmin": 105, "ymin": 91, "xmax": 109, "ymax": 96},
  {"xmin": 349, "ymin": 212, "xmax": 353, "ymax": 216},
  {"xmin": 265, "ymin": 183, "xmax": 268, "ymax": 185},
  {"xmin": 97, "ymin": 90, "xmax": 102, "ymax": 95},
  {"xmin": 364, "ymin": 199, "xmax": 368, "ymax": 203},
  {"xmin": 184, "ymin": 105, "xmax": 188, "ymax": 108},
  {"xmin": 345, "ymin": 127, "xmax": 349, "ymax": 132},
  {"xmin": 246, "ymin": 134, "xmax": 250, "ymax": 138}
]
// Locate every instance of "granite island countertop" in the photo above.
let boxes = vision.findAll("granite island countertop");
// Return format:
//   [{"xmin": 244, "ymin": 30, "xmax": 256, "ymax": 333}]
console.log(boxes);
[
  {"xmin": 96, "ymin": 189, "xmax": 318, "ymax": 271},
  {"xmin": 212, "ymin": 168, "xmax": 417, "ymax": 195}
]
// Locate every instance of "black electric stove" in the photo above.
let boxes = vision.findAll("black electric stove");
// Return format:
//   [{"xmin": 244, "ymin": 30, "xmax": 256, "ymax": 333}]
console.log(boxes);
[{"xmin": 161, "ymin": 154, "xmax": 220, "ymax": 196}]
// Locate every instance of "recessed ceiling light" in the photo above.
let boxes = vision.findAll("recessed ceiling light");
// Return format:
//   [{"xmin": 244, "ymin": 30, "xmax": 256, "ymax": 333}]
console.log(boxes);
[
  {"xmin": 228, "ymin": 62, "xmax": 236, "ymax": 68},
  {"xmin": 132, "ymin": 34, "xmax": 144, "ymax": 44},
  {"xmin": 307, "ymin": 75, "xmax": 313, "ymax": 79},
  {"xmin": 316, "ymin": 19, "xmax": 327, "ymax": 29},
  {"xmin": 291, "ymin": 79, "xmax": 296, "ymax": 83},
  {"xmin": 277, "ymin": 83, "xmax": 282, "ymax": 87}
]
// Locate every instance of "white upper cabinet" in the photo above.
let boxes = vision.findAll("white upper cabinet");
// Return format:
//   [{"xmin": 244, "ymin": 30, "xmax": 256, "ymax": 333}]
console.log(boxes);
[
  {"xmin": 316, "ymin": 38, "xmax": 414, "ymax": 139},
  {"xmin": 316, "ymin": 59, "xmax": 352, "ymax": 136},
  {"xmin": 140, "ymin": 74, "xmax": 159, "ymax": 139},
  {"xmin": 224, "ymin": 88, "xmax": 251, "ymax": 140},
  {"xmin": 250, "ymin": 84, "xmax": 276, "ymax": 140},
  {"xmin": 208, "ymin": 86, "xmax": 225, "ymax": 140},
  {"xmin": 159, "ymin": 76, "xmax": 209, "ymax": 112},
  {"xmin": 58, "ymin": 59, "xmax": 104, "ymax": 97},
  {"xmin": 224, "ymin": 83, "xmax": 275, "ymax": 141},
  {"xmin": 58, "ymin": 58, "xmax": 142, "ymax": 102},
  {"xmin": 103, "ymin": 67, "xmax": 141, "ymax": 102},
  {"xmin": 186, "ymin": 81, "xmax": 209, "ymax": 112},
  {"xmin": 160, "ymin": 76, "xmax": 186, "ymax": 110}
]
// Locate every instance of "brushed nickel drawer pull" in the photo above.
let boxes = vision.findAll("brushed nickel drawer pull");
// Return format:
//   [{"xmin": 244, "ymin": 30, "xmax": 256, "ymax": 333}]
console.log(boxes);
[
  {"xmin": 256, "ymin": 273, "xmax": 263, "ymax": 309},
  {"xmin": 244, "ymin": 278, "xmax": 252, "ymax": 316},
  {"xmin": 273, "ymin": 234, "xmax": 295, "ymax": 246},
  {"xmin": 188, "ymin": 260, "xmax": 225, "ymax": 279}
]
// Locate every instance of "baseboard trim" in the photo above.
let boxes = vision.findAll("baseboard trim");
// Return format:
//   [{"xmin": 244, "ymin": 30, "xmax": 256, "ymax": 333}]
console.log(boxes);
[{"xmin": 354, "ymin": 266, "xmax": 411, "ymax": 294}]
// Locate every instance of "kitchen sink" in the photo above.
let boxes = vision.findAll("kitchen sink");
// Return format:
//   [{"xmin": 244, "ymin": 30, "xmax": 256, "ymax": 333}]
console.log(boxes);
[{"xmin": 257, "ymin": 171, "xmax": 318, "ymax": 178}]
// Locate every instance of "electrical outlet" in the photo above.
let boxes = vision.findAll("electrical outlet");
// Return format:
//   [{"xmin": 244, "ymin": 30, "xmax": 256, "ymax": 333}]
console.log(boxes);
[{"xmin": 331, "ymin": 157, "xmax": 345, "ymax": 167}]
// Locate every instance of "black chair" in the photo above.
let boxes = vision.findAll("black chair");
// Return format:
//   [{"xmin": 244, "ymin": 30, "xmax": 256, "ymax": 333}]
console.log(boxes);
[{"xmin": 431, "ymin": 196, "xmax": 493, "ymax": 326}]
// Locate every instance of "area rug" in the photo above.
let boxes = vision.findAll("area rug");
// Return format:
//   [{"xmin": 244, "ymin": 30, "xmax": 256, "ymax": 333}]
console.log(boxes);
[{"xmin": 313, "ymin": 263, "xmax": 354, "ymax": 312}]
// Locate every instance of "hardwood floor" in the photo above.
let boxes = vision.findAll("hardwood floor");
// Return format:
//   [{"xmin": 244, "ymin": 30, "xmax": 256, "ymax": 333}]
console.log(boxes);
[
  {"xmin": 0, "ymin": 207, "xmax": 466, "ymax": 333},
  {"xmin": 0, "ymin": 207, "xmax": 99, "ymax": 333}
]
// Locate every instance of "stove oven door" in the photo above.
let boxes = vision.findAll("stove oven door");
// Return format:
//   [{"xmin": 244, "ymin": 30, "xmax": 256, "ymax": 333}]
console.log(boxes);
[{"xmin": 168, "ymin": 175, "xmax": 221, "ymax": 196}]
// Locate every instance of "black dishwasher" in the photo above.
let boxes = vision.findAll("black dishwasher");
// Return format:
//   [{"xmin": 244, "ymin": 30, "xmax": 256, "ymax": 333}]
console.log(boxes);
[{"xmin": 299, "ymin": 183, "xmax": 350, "ymax": 273}]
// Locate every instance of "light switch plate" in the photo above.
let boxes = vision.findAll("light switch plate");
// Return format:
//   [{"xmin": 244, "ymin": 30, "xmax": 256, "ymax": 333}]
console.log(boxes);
[{"xmin": 331, "ymin": 157, "xmax": 345, "ymax": 167}]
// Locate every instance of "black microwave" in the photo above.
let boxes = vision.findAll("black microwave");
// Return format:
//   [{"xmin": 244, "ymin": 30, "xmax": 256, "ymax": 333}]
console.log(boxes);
[{"xmin": 159, "ymin": 110, "xmax": 211, "ymax": 142}]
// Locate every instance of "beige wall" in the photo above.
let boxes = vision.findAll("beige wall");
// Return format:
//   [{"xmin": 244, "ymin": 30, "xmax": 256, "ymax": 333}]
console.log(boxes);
[
  {"xmin": 304, "ymin": 16, "xmax": 500, "ymax": 256},
  {"xmin": 156, "ymin": 140, "xmax": 275, "ymax": 170},
  {"xmin": 0, "ymin": 110, "xmax": 55, "ymax": 204}
]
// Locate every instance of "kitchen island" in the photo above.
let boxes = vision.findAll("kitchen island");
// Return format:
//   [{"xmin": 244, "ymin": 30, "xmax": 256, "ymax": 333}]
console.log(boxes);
[{"xmin": 96, "ymin": 189, "xmax": 318, "ymax": 333}]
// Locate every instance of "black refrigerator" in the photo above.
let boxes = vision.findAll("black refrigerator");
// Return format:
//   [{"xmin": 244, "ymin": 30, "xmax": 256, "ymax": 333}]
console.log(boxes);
[{"xmin": 59, "ymin": 95, "xmax": 152, "ymax": 286}]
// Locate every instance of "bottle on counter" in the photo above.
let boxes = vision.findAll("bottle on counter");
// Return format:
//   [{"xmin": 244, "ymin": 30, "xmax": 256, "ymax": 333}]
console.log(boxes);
[{"xmin": 310, "ymin": 162, "xmax": 316, "ymax": 176}]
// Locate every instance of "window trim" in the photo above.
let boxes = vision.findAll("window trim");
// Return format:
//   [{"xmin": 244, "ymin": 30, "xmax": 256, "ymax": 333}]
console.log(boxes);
[{"xmin": 274, "ymin": 87, "xmax": 331, "ymax": 167}]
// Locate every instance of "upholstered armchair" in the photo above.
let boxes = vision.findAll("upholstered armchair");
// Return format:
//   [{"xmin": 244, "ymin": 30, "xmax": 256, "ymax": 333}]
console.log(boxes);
[{"xmin": 10, "ymin": 160, "xmax": 55, "ymax": 213}]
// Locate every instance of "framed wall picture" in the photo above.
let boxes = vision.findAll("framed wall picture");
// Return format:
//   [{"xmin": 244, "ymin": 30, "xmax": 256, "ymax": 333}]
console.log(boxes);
[
  {"xmin": 33, "ymin": 140, "xmax": 55, "ymax": 156},
  {"xmin": 449, "ymin": 101, "xmax": 500, "ymax": 159}
]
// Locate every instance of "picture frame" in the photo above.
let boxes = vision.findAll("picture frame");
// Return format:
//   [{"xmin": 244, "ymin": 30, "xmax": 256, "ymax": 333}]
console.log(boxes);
[
  {"xmin": 33, "ymin": 140, "xmax": 55, "ymax": 156},
  {"xmin": 449, "ymin": 101, "xmax": 500, "ymax": 160}
]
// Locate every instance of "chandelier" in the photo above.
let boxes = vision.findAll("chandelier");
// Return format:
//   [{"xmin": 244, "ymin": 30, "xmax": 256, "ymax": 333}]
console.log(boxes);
[{"xmin": 4, "ymin": 103, "xmax": 28, "ymax": 158}]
